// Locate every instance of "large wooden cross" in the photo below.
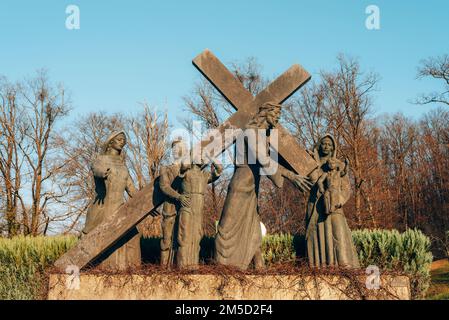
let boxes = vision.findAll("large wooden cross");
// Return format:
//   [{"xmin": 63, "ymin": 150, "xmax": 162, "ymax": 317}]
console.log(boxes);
[{"xmin": 54, "ymin": 50, "xmax": 317, "ymax": 271}]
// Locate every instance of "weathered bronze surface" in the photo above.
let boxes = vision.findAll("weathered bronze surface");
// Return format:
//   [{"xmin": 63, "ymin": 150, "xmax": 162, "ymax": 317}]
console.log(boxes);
[
  {"xmin": 159, "ymin": 139, "xmax": 189, "ymax": 267},
  {"xmin": 177, "ymin": 161, "xmax": 222, "ymax": 269},
  {"xmin": 81, "ymin": 131, "xmax": 141, "ymax": 270},
  {"xmin": 306, "ymin": 135, "xmax": 360, "ymax": 268},
  {"xmin": 54, "ymin": 50, "xmax": 319, "ymax": 271}
]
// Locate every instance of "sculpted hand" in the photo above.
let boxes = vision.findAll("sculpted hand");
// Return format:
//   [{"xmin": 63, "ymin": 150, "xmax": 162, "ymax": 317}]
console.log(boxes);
[
  {"xmin": 104, "ymin": 168, "xmax": 111, "ymax": 178},
  {"xmin": 212, "ymin": 162, "xmax": 223, "ymax": 175},
  {"xmin": 290, "ymin": 174, "xmax": 313, "ymax": 193},
  {"xmin": 318, "ymin": 185, "xmax": 325, "ymax": 194},
  {"xmin": 179, "ymin": 194, "xmax": 191, "ymax": 208}
]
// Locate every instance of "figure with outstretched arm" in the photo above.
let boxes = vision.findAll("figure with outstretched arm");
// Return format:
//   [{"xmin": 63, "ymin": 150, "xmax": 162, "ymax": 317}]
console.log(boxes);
[{"xmin": 215, "ymin": 102, "xmax": 312, "ymax": 270}]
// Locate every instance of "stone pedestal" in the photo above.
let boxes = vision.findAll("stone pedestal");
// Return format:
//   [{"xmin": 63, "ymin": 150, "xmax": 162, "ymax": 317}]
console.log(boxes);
[{"xmin": 47, "ymin": 273, "xmax": 410, "ymax": 300}]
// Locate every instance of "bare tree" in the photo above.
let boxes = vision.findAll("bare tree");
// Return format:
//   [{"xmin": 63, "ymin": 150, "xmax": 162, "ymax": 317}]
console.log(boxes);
[
  {"xmin": 283, "ymin": 82, "xmax": 327, "ymax": 149},
  {"xmin": 320, "ymin": 54, "xmax": 380, "ymax": 227},
  {"xmin": 125, "ymin": 103, "xmax": 170, "ymax": 188},
  {"xmin": 17, "ymin": 70, "xmax": 71, "ymax": 235},
  {"xmin": 125, "ymin": 104, "xmax": 170, "ymax": 237},
  {"xmin": 416, "ymin": 109, "xmax": 449, "ymax": 255},
  {"xmin": 258, "ymin": 177, "xmax": 308, "ymax": 235},
  {"xmin": 0, "ymin": 77, "xmax": 26, "ymax": 236},
  {"xmin": 380, "ymin": 113, "xmax": 419, "ymax": 229},
  {"xmin": 416, "ymin": 54, "xmax": 449, "ymax": 106}
]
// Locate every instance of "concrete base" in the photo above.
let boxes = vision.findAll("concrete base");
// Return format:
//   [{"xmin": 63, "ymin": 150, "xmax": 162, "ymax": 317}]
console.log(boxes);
[{"xmin": 47, "ymin": 273, "xmax": 410, "ymax": 300}]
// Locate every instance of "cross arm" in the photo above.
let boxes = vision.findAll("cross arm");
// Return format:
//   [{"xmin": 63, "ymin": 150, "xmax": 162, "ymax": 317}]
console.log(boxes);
[
  {"xmin": 54, "ymin": 181, "xmax": 164, "ymax": 271},
  {"xmin": 193, "ymin": 49, "xmax": 316, "ymax": 175},
  {"xmin": 193, "ymin": 49, "xmax": 254, "ymax": 112}
]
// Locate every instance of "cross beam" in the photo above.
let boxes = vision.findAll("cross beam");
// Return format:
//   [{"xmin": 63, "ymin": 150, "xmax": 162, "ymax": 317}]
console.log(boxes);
[
  {"xmin": 54, "ymin": 50, "xmax": 316, "ymax": 271},
  {"xmin": 193, "ymin": 49, "xmax": 316, "ymax": 175}
]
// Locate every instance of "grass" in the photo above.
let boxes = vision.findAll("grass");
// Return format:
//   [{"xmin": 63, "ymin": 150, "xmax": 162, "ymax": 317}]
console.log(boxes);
[
  {"xmin": 0, "ymin": 235, "xmax": 77, "ymax": 300},
  {"xmin": 426, "ymin": 259, "xmax": 449, "ymax": 300}
]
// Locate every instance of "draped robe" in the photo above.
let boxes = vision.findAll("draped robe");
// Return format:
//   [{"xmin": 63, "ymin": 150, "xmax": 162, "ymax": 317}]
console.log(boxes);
[{"xmin": 215, "ymin": 131, "xmax": 284, "ymax": 270}]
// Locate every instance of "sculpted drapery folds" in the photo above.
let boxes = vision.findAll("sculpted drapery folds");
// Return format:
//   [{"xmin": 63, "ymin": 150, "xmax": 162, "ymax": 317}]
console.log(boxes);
[
  {"xmin": 53, "ymin": 50, "xmax": 316, "ymax": 272},
  {"xmin": 82, "ymin": 131, "xmax": 141, "ymax": 270},
  {"xmin": 306, "ymin": 134, "xmax": 360, "ymax": 269},
  {"xmin": 176, "ymin": 155, "xmax": 222, "ymax": 269},
  {"xmin": 159, "ymin": 139, "xmax": 190, "ymax": 267},
  {"xmin": 215, "ymin": 102, "xmax": 312, "ymax": 270}
]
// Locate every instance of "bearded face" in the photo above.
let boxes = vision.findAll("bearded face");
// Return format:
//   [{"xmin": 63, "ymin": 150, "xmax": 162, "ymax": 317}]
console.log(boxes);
[{"xmin": 266, "ymin": 109, "xmax": 281, "ymax": 127}]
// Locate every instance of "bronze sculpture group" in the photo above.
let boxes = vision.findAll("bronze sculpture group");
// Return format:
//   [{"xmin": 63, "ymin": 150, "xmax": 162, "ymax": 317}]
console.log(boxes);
[
  {"xmin": 62, "ymin": 50, "xmax": 360, "ymax": 273},
  {"xmin": 83, "ymin": 106, "xmax": 360, "ymax": 271}
]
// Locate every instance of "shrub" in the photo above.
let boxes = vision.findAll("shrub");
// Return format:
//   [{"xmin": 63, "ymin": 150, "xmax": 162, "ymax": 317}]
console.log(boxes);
[
  {"xmin": 262, "ymin": 233, "xmax": 296, "ymax": 266},
  {"xmin": 352, "ymin": 228, "xmax": 433, "ymax": 299}
]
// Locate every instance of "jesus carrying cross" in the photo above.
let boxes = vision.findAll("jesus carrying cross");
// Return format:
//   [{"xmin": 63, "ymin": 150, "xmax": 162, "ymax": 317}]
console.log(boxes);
[{"xmin": 214, "ymin": 102, "xmax": 312, "ymax": 270}]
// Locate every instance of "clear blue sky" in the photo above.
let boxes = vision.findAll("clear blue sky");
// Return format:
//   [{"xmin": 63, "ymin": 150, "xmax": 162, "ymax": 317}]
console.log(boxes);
[{"xmin": 1, "ymin": 0, "xmax": 448, "ymax": 127}]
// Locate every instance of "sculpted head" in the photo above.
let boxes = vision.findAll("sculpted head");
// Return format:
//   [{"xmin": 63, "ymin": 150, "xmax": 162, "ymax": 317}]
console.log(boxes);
[
  {"xmin": 327, "ymin": 158, "xmax": 339, "ymax": 171},
  {"xmin": 104, "ymin": 131, "xmax": 127, "ymax": 155},
  {"xmin": 319, "ymin": 136, "xmax": 335, "ymax": 158},
  {"xmin": 248, "ymin": 102, "xmax": 282, "ymax": 129},
  {"xmin": 110, "ymin": 133, "xmax": 126, "ymax": 151},
  {"xmin": 171, "ymin": 138, "xmax": 188, "ymax": 163},
  {"xmin": 262, "ymin": 102, "xmax": 282, "ymax": 128}
]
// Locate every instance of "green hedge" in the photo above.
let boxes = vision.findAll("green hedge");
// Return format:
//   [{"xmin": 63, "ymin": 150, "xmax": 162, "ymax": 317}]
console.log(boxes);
[
  {"xmin": 353, "ymin": 228, "xmax": 433, "ymax": 299},
  {"xmin": 262, "ymin": 233, "xmax": 297, "ymax": 265},
  {"xmin": 0, "ymin": 229, "xmax": 433, "ymax": 299}
]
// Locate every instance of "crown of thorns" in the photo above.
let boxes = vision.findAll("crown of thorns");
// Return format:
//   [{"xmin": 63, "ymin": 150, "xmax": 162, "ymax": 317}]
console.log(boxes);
[{"xmin": 260, "ymin": 102, "xmax": 282, "ymax": 112}]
